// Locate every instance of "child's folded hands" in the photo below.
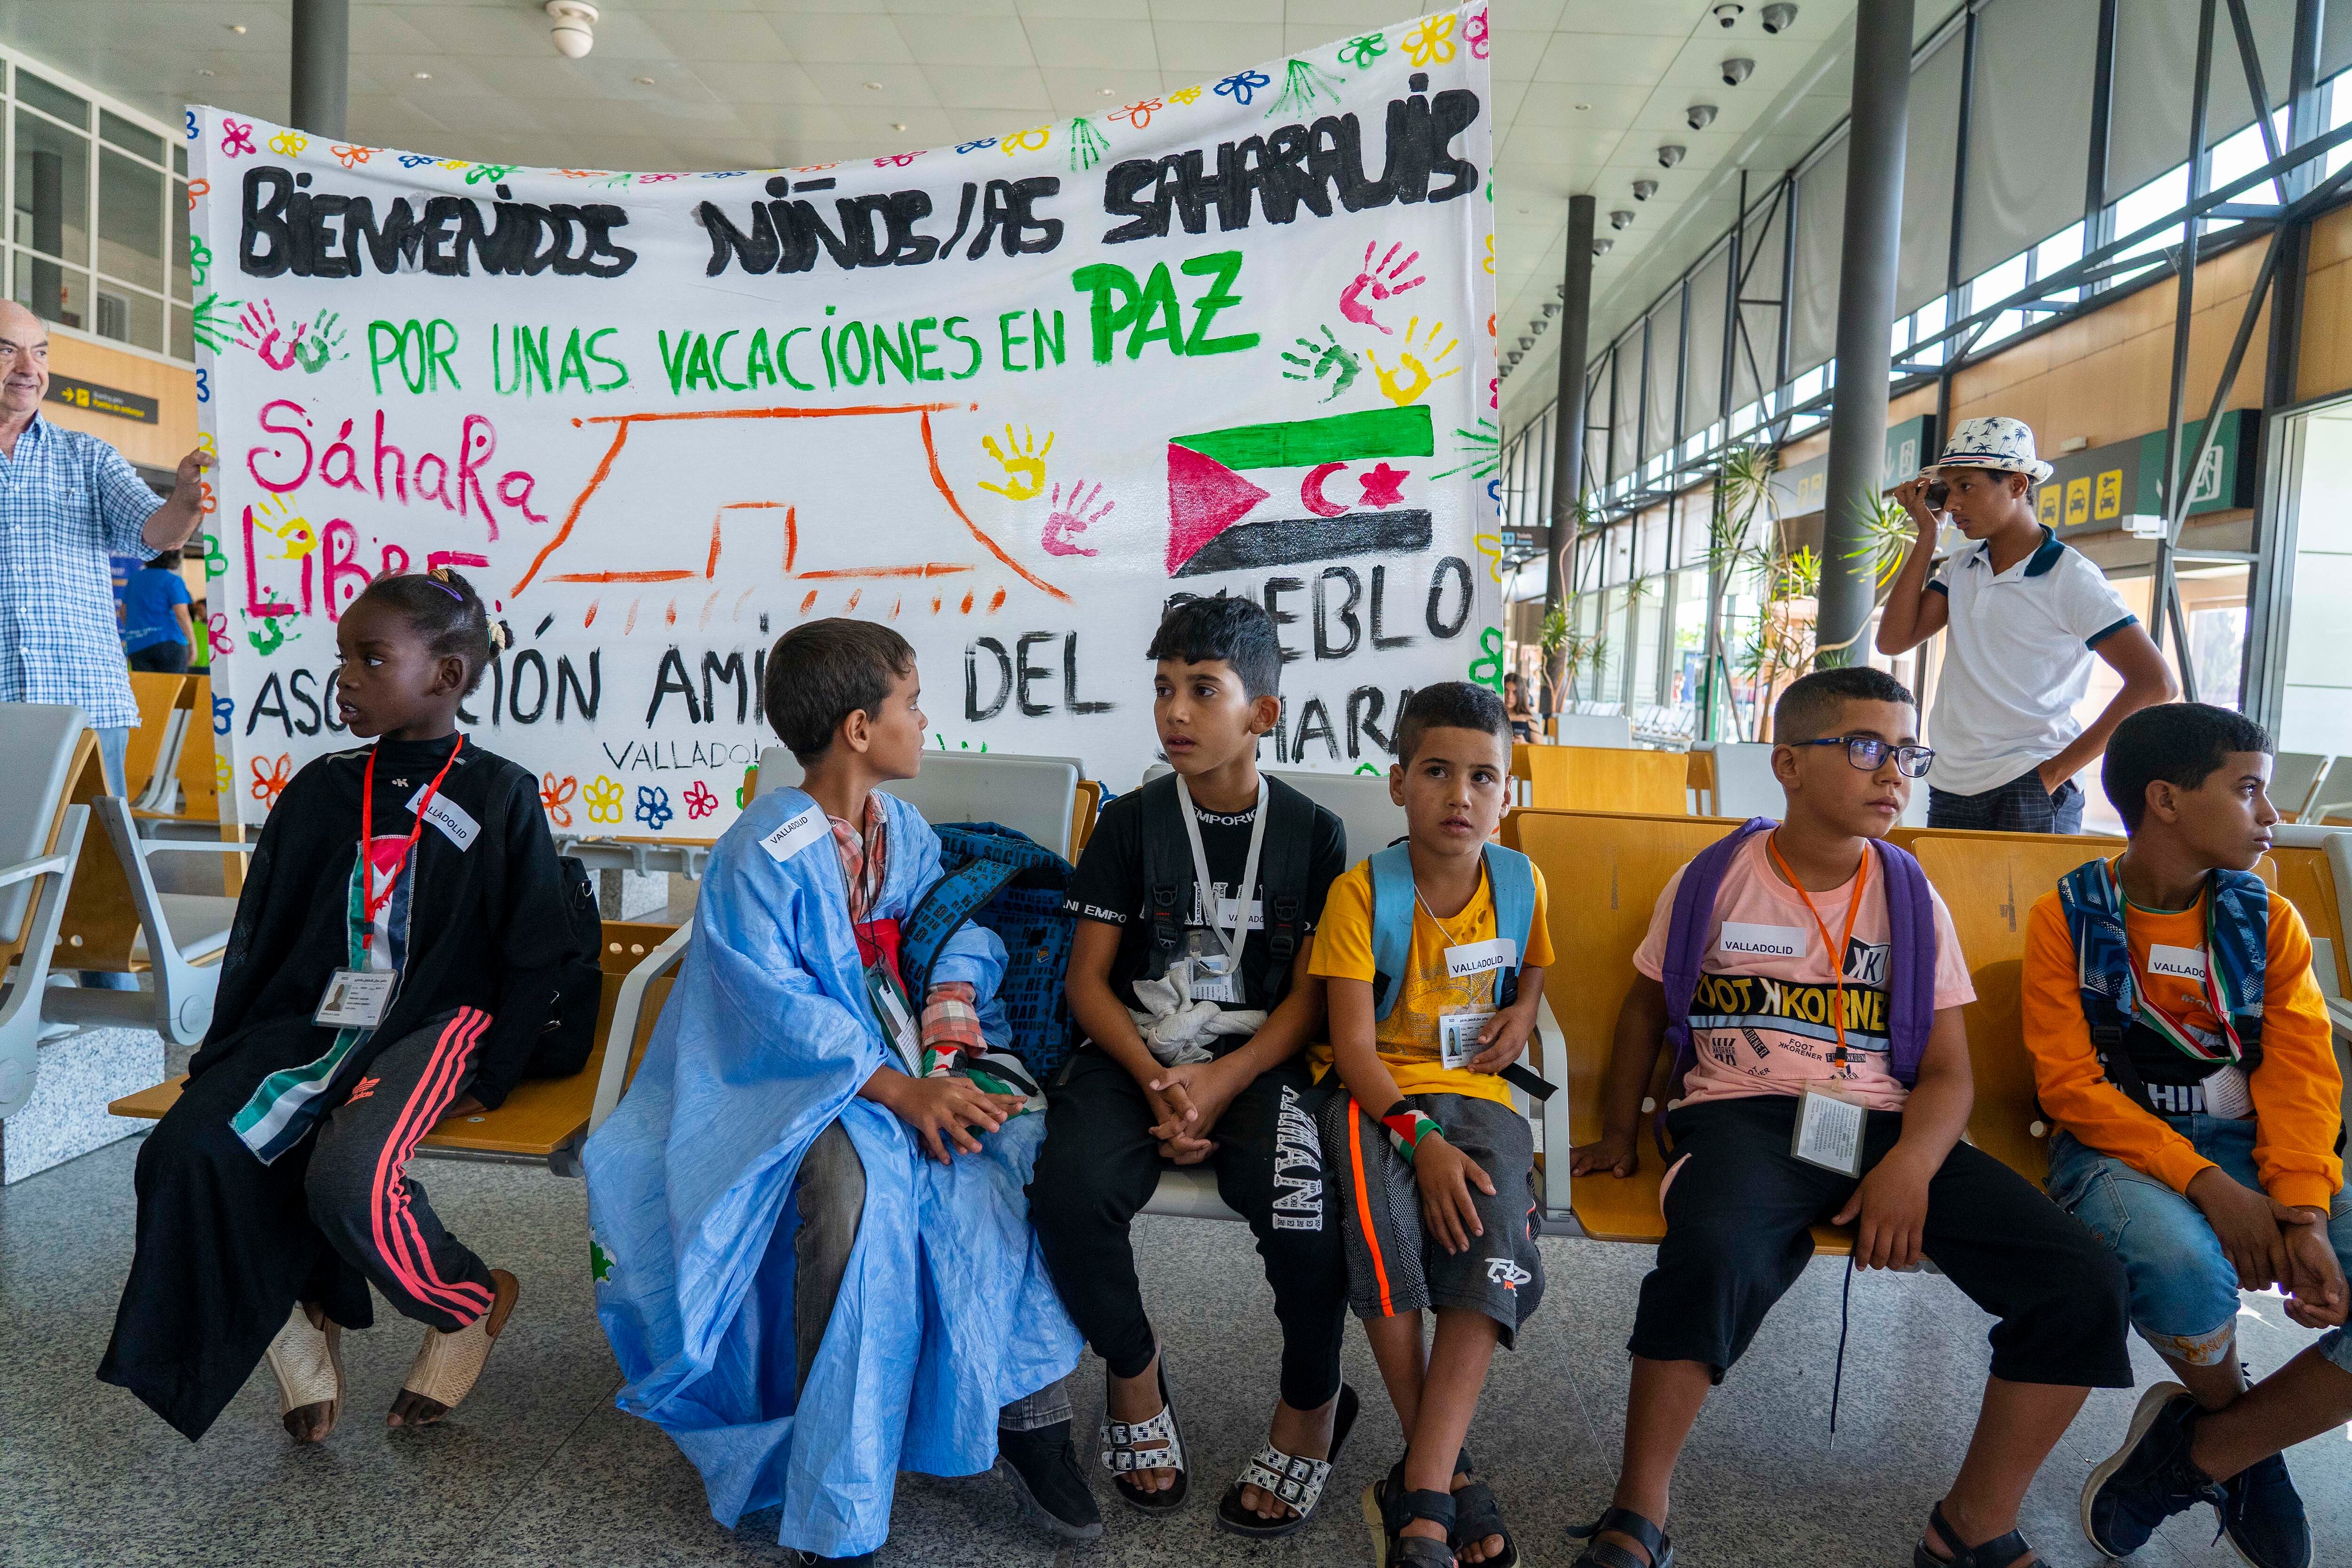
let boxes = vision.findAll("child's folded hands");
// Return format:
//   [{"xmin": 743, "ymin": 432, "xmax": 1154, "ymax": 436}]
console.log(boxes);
[{"xmin": 2280, "ymin": 1208, "xmax": 2349, "ymax": 1329}]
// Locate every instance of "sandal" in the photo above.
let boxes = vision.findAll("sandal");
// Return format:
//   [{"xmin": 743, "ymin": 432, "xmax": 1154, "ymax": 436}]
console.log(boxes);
[
  {"xmin": 1915, "ymin": 1501, "xmax": 2041, "ymax": 1568},
  {"xmin": 1098, "ymin": 1353, "xmax": 1188, "ymax": 1512},
  {"xmin": 1362, "ymin": 1474, "xmax": 1459, "ymax": 1568},
  {"xmin": 1566, "ymin": 1505, "xmax": 1675, "ymax": 1568},
  {"xmin": 1215, "ymin": 1383, "xmax": 1360, "ymax": 1537},
  {"xmin": 394, "ymin": 1268, "xmax": 518, "ymax": 1424},
  {"xmin": 263, "ymin": 1302, "xmax": 343, "ymax": 1442},
  {"xmin": 1449, "ymin": 1448, "xmax": 1519, "ymax": 1568}
]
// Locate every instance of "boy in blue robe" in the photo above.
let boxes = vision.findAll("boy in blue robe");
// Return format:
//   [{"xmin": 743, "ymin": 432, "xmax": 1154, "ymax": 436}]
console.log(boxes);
[{"xmin": 584, "ymin": 619, "xmax": 1091, "ymax": 1565}]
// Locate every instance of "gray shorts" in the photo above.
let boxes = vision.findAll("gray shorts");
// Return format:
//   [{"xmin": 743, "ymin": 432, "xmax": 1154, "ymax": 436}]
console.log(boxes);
[{"xmin": 1318, "ymin": 1090, "xmax": 1544, "ymax": 1347}]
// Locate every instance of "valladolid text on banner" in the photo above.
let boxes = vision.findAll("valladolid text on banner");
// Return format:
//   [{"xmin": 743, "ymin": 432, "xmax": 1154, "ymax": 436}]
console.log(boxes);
[{"xmin": 190, "ymin": 5, "xmax": 1502, "ymax": 837}]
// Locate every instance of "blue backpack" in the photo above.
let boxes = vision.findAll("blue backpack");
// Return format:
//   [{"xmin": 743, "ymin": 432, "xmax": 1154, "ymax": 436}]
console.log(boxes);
[
  {"xmin": 1365, "ymin": 841, "xmax": 1555, "ymax": 1102},
  {"xmin": 898, "ymin": 821, "xmax": 1079, "ymax": 1081}
]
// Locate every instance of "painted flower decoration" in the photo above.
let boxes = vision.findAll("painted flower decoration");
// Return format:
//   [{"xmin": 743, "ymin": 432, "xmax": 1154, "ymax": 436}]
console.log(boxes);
[
  {"xmin": 220, "ymin": 120, "xmax": 256, "ymax": 158},
  {"xmin": 683, "ymin": 780, "xmax": 719, "ymax": 820},
  {"xmin": 634, "ymin": 786, "xmax": 675, "ymax": 831},
  {"xmin": 250, "ymin": 754, "xmax": 291, "ymax": 808},
  {"xmin": 1338, "ymin": 34, "xmax": 1387, "ymax": 69},
  {"xmin": 1401, "ymin": 14, "xmax": 1457, "ymax": 67},
  {"xmin": 1112, "ymin": 99, "xmax": 1162, "ymax": 130},
  {"xmin": 541, "ymin": 773, "xmax": 579, "ymax": 829},
  {"xmin": 1465, "ymin": 8, "xmax": 1490, "ymax": 60},
  {"xmin": 956, "ymin": 137, "xmax": 1000, "ymax": 154},
  {"xmin": 330, "ymin": 143, "xmax": 374, "ymax": 168},
  {"xmin": 1167, "ymin": 86, "xmax": 1203, "ymax": 106},
  {"xmin": 1214, "ymin": 70, "xmax": 1272, "ymax": 106},
  {"xmin": 585, "ymin": 774, "xmax": 625, "ymax": 825}
]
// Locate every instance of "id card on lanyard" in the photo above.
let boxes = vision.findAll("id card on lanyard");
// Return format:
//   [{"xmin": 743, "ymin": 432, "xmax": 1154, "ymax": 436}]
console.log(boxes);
[
  {"xmin": 316, "ymin": 738, "xmax": 463, "ymax": 1030},
  {"xmin": 1176, "ymin": 774, "xmax": 1268, "ymax": 1005}
]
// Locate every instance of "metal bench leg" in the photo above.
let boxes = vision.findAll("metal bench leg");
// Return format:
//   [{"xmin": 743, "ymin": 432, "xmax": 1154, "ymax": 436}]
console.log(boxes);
[{"xmin": 0, "ymin": 807, "xmax": 90, "ymax": 1120}]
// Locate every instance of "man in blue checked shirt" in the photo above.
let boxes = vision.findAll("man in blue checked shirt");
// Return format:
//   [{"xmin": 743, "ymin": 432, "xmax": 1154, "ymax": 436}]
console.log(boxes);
[{"xmin": 0, "ymin": 300, "xmax": 210, "ymax": 795}]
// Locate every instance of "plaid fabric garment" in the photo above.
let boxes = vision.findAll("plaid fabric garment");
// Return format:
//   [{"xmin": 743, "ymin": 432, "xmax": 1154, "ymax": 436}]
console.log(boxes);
[
  {"xmin": 826, "ymin": 797, "xmax": 985, "ymax": 1072},
  {"xmin": 0, "ymin": 414, "xmax": 163, "ymax": 729}
]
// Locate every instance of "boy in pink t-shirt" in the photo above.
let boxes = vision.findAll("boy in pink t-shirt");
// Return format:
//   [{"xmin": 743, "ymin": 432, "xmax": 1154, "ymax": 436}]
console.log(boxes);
[{"xmin": 1563, "ymin": 668, "xmax": 2130, "ymax": 1568}]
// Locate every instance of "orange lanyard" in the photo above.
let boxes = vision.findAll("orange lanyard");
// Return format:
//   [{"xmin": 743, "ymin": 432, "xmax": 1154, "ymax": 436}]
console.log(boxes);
[
  {"xmin": 1766, "ymin": 832, "xmax": 1869, "ymax": 1068},
  {"xmin": 359, "ymin": 736, "xmax": 463, "ymax": 958}
]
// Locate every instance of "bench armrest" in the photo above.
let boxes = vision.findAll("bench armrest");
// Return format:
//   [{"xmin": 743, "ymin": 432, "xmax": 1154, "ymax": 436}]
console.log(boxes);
[
  {"xmin": 1530, "ymin": 993, "xmax": 1578, "ymax": 1227},
  {"xmin": 588, "ymin": 919, "xmax": 694, "ymax": 1136}
]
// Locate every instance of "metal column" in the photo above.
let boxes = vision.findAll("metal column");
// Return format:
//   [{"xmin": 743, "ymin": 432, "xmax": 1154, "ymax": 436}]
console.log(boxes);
[
  {"xmin": 291, "ymin": 0, "xmax": 351, "ymax": 140},
  {"xmin": 1816, "ymin": 0, "xmax": 1915, "ymax": 666},
  {"xmin": 1543, "ymin": 195, "xmax": 1597, "ymax": 713}
]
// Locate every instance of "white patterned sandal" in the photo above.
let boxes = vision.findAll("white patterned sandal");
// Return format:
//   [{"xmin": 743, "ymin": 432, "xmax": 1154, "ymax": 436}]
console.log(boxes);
[
  {"xmin": 1216, "ymin": 1383, "xmax": 1360, "ymax": 1538},
  {"xmin": 1099, "ymin": 1353, "xmax": 1188, "ymax": 1512},
  {"xmin": 392, "ymin": 1268, "xmax": 518, "ymax": 1425},
  {"xmin": 263, "ymin": 1302, "xmax": 343, "ymax": 1441}
]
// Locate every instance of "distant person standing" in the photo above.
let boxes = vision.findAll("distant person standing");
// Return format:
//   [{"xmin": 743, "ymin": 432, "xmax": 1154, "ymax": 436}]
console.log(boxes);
[
  {"xmin": 1877, "ymin": 416, "xmax": 2175, "ymax": 834},
  {"xmin": 0, "ymin": 300, "xmax": 211, "ymax": 792},
  {"xmin": 123, "ymin": 550, "xmax": 194, "ymax": 674}
]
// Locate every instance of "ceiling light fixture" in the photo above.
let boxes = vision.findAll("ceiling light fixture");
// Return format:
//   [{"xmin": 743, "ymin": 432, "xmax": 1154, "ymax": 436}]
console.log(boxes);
[
  {"xmin": 197, "ymin": 68, "xmax": 216, "ymax": 77},
  {"xmin": 413, "ymin": 71, "xmax": 432, "ymax": 80},
  {"xmin": 1721, "ymin": 56, "xmax": 1754, "ymax": 86},
  {"xmin": 892, "ymin": 122, "xmax": 907, "ymax": 131},
  {"xmin": 1098, "ymin": 87, "xmax": 1114, "ymax": 95},
  {"xmin": 1631, "ymin": 179, "xmax": 1658, "ymax": 201},
  {"xmin": 1686, "ymin": 103, "xmax": 1717, "ymax": 130},
  {"xmin": 632, "ymin": 75, "xmax": 654, "ymax": 86},
  {"xmin": 1609, "ymin": 210, "xmax": 1633, "ymax": 230},
  {"xmin": 546, "ymin": 0, "xmax": 598, "ymax": 59},
  {"xmin": 227, "ymin": 23, "xmax": 247, "ymax": 33},
  {"xmin": 1573, "ymin": 102, "xmax": 1591, "ymax": 111},
  {"xmin": 863, "ymin": 81, "xmax": 882, "ymax": 90},
  {"xmin": 1657, "ymin": 144, "xmax": 1685, "ymax": 168},
  {"xmin": 1761, "ymin": 3, "xmax": 1799, "ymax": 33}
]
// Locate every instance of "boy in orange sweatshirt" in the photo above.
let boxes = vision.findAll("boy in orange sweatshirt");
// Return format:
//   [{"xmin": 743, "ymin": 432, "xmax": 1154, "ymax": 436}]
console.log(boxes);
[{"xmin": 2023, "ymin": 702, "xmax": 2349, "ymax": 1568}]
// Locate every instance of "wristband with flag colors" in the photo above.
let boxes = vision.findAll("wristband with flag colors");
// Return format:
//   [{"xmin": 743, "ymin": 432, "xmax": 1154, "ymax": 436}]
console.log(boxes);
[{"xmin": 1380, "ymin": 1099, "xmax": 1444, "ymax": 1164}]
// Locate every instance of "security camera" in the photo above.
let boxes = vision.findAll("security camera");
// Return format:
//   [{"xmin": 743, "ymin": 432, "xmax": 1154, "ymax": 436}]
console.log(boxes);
[
  {"xmin": 1721, "ymin": 56, "xmax": 1754, "ymax": 86},
  {"xmin": 1712, "ymin": 3, "xmax": 1744, "ymax": 25},
  {"xmin": 1686, "ymin": 103, "xmax": 1718, "ymax": 131},
  {"xmin": 1631, "ymin": 179, "xmax": 1658, "ymax": 201},
  {"xmin": 1657, "ymin": 144, "xmax": 1686, "ymax": 168},
  {"xmin": 1761, "ymin": 3, "xmax": 1798, "ymax": 33},
  {"xmin": 1609, "ymin": 209, "xmax": 1634, "ymax": 230},
  {"xmin": 546, "ymin": 0, "xmax": 598, "ymax": 58}
]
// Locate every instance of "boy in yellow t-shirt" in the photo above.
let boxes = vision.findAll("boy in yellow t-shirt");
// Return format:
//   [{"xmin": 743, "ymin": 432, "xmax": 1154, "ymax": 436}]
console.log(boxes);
[{"xmin": 1313, "ymin": 682, "xmax": 1549, "ymax": 1568}]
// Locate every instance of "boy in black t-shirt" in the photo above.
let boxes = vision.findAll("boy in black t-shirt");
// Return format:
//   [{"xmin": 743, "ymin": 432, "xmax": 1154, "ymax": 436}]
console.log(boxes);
[{"xmin": 1029, "ymin": 596, "xmax": 1357, "ymax": 1539}]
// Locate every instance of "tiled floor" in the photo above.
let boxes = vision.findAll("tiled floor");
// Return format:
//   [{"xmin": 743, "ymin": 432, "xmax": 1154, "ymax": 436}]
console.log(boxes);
[{"xmin": 3, "ymin": 1134, "xmax": 2342, "ymax": 1566}]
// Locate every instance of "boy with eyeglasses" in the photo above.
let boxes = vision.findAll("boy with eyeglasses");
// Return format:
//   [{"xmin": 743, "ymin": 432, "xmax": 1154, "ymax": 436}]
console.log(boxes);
[{"xmin": 1565, "ymin": 666, "xmax": 2130, "ymax": 1568}]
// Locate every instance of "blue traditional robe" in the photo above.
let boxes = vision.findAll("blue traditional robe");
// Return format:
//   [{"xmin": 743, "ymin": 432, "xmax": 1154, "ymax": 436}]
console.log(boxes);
[{"xmin": 583, "ymin": 787, "xmax": 1082, "ymax": 1558}]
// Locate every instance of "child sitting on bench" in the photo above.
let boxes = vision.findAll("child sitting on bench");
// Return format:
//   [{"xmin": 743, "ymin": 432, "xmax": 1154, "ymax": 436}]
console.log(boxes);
[
  {"xmin": 101, "ymin": 568, "xmax": 588, "ymax": 1442},
  {"xmin": 2026, "ymin": 703, "xmax": 2349, "ymax": 1568},
  {"xmin": 1315, "ymin": 683, "xmax": 1550, "ymax": 1568},
  {"xmin": 1567, "ymin": 665, "xmax": 2130, "ymax": 1568},
  {"xmin": 584, "ymin": 620, "xmax": 1089, "ymax": 1567}
]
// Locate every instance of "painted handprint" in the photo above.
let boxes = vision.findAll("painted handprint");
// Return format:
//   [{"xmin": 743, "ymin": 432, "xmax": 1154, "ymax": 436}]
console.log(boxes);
[
  {"xmin": 291, "ymin": 310, "xmax": 347, "ymax": 373},
  {"xmin": 190, "ymin": 293, "xmax": 242, "ymax": 354},
  {"xmin": 540, "ymin": 773, "xmax": 579, "ymax": 828},
  {"xmin": 683, "ymin": 780, "xmax": 719, "ymax": 820},
  {"xmin": 1365, "ymin": 317, "xmax": 1462, "ymax": 408},
  {"xmin": 585, "ymin": 775, "xmax": 625, "ymax": 825},
  {"xmin": 1340, "ymin": 242, "xmax": 1425, "ymax": 334},
  {"xmin": 1280, "ymin": 326, "xmax": 1360, "ymax": 402},
  {"xmin": 635, "ymin": 786, "xmax": 675, "ymax": 831},
  {"xmin": 978, "ymin": 425, "xmax": 1054, "ymax": 501},
  {"xmin": 247, "ymin": 616, "xmax": 290, "ymax": 655},
  {"xmin": 1040, "ymin": 481, "xmax": 1112, "ymax": 558},
  {"xmin": 233, "ymin": 301, "xmax": 308, "ymax": 371}
]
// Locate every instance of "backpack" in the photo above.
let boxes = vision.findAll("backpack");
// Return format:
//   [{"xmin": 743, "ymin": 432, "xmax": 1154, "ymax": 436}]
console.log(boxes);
[
  {"xmin": 1365, "ymin": 840, "xmax": 1556, "ymax": 1102},
  {"xmin": 524, "ymin": 853, "xmax": 606, "ymax": 1079},
  {"xmin": 2055, "ymin": 856, "xmax": 2266, "ymax": 1114},
  {"xmin": 1658, "ymin": 818, "xmax": 1937, "ymax": 1125},
  {"xmin": 899, "ymin": 821, "xmax": 1079, "ymax": 1081},
  {"xmin": 1135, "ymin": 772, "xmax": 1323, "ymax": 1011}
]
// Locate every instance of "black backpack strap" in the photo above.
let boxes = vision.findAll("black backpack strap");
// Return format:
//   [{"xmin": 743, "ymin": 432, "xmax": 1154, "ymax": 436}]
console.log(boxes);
[
  {"xmin": 1136, "ymin": 774, "xmax": 1191, "ymax": 983},
  {"xmin": 2090, "ymin": 1018, "xmax": 2161, "ymax": 1116},
  {"xmin": 1255, "ymin": 779, "xmax": 1319, "ymax": 1003}
]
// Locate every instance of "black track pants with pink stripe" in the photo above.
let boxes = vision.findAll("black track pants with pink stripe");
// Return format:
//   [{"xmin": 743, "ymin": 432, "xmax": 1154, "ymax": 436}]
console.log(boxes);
[{"xmin": 100, "ymin": 1007, "xmax": 499, "ymax": 1441}]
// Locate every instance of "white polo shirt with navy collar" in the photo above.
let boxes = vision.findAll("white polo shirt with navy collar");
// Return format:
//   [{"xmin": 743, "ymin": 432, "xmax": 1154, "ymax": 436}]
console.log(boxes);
[{"xmin": 1923, "ymin": 524, "xmax": 2136, "ymax": 797}]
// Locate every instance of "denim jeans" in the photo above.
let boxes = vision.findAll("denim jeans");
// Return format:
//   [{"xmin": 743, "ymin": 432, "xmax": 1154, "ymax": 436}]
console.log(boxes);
[
  {"xmin": 1928, "ymin": 769, "xmax": 2084, "ymax": 834},
  {"xmin": 2046, "ymin": 1117, "xmax": 2352, "ymax": 1373}
]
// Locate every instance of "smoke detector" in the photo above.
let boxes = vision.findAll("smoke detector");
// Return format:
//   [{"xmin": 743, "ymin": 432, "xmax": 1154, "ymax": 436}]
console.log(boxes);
[
  {"xmin": 1657, "ymin": 144, "xmax": 1686, "ymax": 168},
  {"xmin": 1761, "ymin": 4, "xmax": 1799, "ymax": 33},
  {"xmin": 1609, "ymin": 210, "xmax": 1634, "ymax": 230},
  {"xmin": 1631, "ymin": 179, "xmax": 1658, "ymax": 201},
  {"xmin": 546, "ymin": 1, "xmax": 598, "ymax": 59},
  {"xmin": 1686, "ymin": 103, "xmax": 1718, "ymax": 131},
  {"xmin": 1721, "ymin": 56, "xmax": 1754, "ymax": 86}
]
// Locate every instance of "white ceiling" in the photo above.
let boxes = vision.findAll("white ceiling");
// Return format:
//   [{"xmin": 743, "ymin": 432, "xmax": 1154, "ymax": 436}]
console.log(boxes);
[{"xmin": 3, "ymin": 0, "xmax": 1942, "ymax": 431}]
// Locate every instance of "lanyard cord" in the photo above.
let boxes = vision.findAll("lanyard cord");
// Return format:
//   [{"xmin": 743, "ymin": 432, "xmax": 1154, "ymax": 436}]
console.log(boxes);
[
  {"xmin": 1175, "ymin": 774, "xmax": 1268, "ymax": 968},
  {"xmin": 1766, "ymin": 832, "xmax": 1869, "ymax": 1068},
  {"xmin": 359, "ymin": 736, "xmax": 464, "ymax": 958},
  {"xmin": 1412, "ymin": 861, "xmax": 1489, "ymax": 945}
]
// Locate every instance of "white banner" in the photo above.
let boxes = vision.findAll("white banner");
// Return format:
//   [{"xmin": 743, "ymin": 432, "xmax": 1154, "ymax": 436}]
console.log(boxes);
[{"xmin": 190, "ymin": 6, "xmax": 1501, "ymax": 837}]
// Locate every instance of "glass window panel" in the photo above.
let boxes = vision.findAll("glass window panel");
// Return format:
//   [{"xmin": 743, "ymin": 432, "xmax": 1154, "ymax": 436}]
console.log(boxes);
[
  {"xmin": 2112, "ymin": 0, "xmax": 2294, "ymax": 199},
  {"xmin": 99, "ymin": 109, "xmax": 163, "ymax": 164},
  {"xmin": 173, "ymin": 143, "xmax": 188, "ymax": 178},
  {"xmin": 13, "ymin": 253, "xmax": 90, "ymax": 331},
  {"xmin": 1899, "ymin": 33, "xmax": 1963, "ymax": 315},
  {"xmin": 171, "ymin": 303, "xmax": 193, "ymax": 362},
  {"xmin": 1642, "ymin": 292, "xmax": 1684, "ymax": 462},
  {"xmin": 1685, "ymin": 247, "xmax": 1731, "ymax": 435},
  {"xmin": 1962, "ymin": 0, "xmax": 2099, "ymax": 280},
  {"xmin": 15, "ymin": 71, "xmax": 88, "ymax": 131},
  {"xmin": 97, "ymin": 147, "xmax": 165, "ymax": 292},
  {"xmin": 1789, "ymin": 137, "xmax": 1848, "ymax": 377},
  {"xmin": 172, "ymin": 182, "xmax": 191, "ymax": 302},
  {"xmin": 15, "ymin": 109, "xmax": 91, "ymax": 265},
  {"xmin": 1732, "ymin": 186, "xmax": 1788, "ymax": 414},
  {"xmin": 94, "ymin": 283, "xmax": 164, "ymax": 351},
  {"xmin": 1610, "ymin": 342, "xmax": 1640, "ymax": 486}
]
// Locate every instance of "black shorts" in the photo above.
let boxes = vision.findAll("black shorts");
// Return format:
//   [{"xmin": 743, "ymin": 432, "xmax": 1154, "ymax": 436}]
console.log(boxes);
[{"xmin": 1320, "ymin": 1091, "xmax": 1544, "ymax": 1347}]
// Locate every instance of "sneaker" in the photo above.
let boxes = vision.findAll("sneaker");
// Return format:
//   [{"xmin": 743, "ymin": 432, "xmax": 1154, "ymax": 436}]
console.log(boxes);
[
  {"xmin": 996, "ymin": 1419, "xmax": 1106, "ymax": 1543},
  {"xmin": 2082, "ymin": 1383, "xmax": 2225, "ymax": 1559},
  {"xmin": 788, "ymin": 1553, "xmax": 872, "ymax": 1566},
  {"xmin": 2220, "ymin": 1452, "xmax": 2311, "ymax": 1568}
]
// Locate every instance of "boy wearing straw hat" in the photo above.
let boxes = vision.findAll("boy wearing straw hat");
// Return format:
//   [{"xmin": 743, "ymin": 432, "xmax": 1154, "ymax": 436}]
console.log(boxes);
[{"xmin": 1877, "ymin": 415, "xmax": 2175, "ymax": 834}]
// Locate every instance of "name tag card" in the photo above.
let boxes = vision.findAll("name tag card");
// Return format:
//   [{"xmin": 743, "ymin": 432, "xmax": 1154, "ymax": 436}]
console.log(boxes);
[
  {"xmin": 1721, "ymin": 922, "xmax": 1807, "ymax": 960},
  {"xmin": 1791, "ymin": 1082, "xmax": 1865, "ymax": 1176},
  {"xmin": 2146, "ymin": 944, "xmax": 2209, "ymax": 981},
  {"xmin": 1439, "ymin": 1010, "xmax": 1497, "ymax": 1069},
  {"xmin": 1444, "ymin": 938, "xmax": 1517, "ymax": 980},
  {"xmin": 865, "ymin": 967, "xmax": 921, "ymax": 1074},
  {"xmin": 760, "ymin": 805, "xmax": 828, "ymax": 864},
  {"xmin": 315, "ymin": 968, "xmax": 395, "ymax": 1029},
  {"xmin": 1212, "ymin": 895, "xmax": 1266, "ymax": 932},
  {"xmin": 406, "ymin": 786, "xmax": 478, "ymax": 850}
]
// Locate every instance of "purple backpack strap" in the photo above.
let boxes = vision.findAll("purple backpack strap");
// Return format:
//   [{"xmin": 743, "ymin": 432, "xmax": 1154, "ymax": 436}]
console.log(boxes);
[
  {"xmin": 1658, "ymin": 818, "xmax": 1778, "ymax": 1128},
  {"xmin": 1871, "ymin": 837, "xmax": 1938, "ymax": 1085}
]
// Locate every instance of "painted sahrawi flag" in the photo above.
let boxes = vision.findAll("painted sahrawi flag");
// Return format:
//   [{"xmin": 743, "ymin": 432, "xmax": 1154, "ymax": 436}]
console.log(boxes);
[{"xmin": 191, "ymin": 7, "xmax": 1500, "ymax": 836}]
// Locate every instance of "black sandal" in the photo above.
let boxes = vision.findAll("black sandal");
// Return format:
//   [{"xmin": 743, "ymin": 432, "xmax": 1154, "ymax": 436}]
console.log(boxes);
[
  {"xmin": 1915, "ymin": 1501, "xmax": 2040, "ymax": 1568},
  {"xmin": 1362, "ymin": 1470, "xmax": 1458, "ymax": 1568},
  {"xmin": 1448, "ymin": 1449, "xmax": 1519, "ymax": 1568},
  {"xmin": 1215, "ymin": 1383, "xmax": 1359, "ymax": 1537},
  {"xmin": 1097, "ymin": 1353, "xmax": 1187, "ymax": 1513},
  {"xmin": 1566, "ymin": 1504, "xmax": 1675, "ymax": 1568}
]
